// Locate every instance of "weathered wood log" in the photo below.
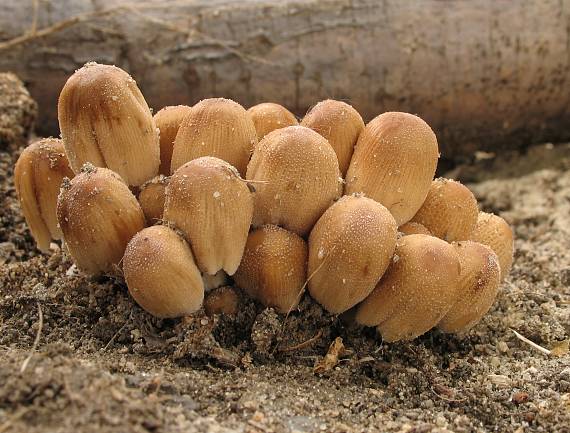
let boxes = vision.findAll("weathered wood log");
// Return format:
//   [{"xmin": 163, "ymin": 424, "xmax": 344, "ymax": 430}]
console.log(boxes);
[{"xmin": 1, "ymin": 0, "xmax": 569, "ymax": 161}]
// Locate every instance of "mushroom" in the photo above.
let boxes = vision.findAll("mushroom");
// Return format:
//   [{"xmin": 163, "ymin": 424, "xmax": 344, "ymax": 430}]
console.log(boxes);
[
  {"xmin": 164, "ymin": 156, "xmax": 253, "ymax": 276},
  {"xmin": 246, "ymin": 125, "xmax": 342, "ymax": 236},
  {"xmin": 204, "ymin": 286, "xmax": 241, "ymax": 317},
  {"xmin": 171, "ymin": 98, "xmax": 257, "ymax": 176},
  {"xmin": 438, "ymin": 241, "xmax": 501, "ymax": 333},
  {"xmin": 14, "ymin": 138, "xmax": 74, "ymax": 252},
  {"xmin": 234, "ymin": 225, "xmax": 307, "ymax": 314},
  {"xmin": 345, "ymin": 112, "xmax": 439, "ymax": 225},
  {"xmin": 57, "ymin": 164, "xmax": 145, "ymax": 275},
  {"xmin": 58, "ymin": 62, "xmax": 160, "ymax": 186},
  {"xmin": 410, "ymin": 178, "xmax": 479, "ymax": 241},
  {"xmin": 301, "ymin": 99, "xmax": 364, "ymax": 177},
  {"xmin": 469, "ymin": 212, "xmax": 514, "ymax": 280},
  {"xmin": 308, "ymin": 195, "xmax": 398, "ymax": 314},
  {"xmin": 355, "ymin": 234, "xmax": 461, "ymax": 342},
  {"xmin": 398, "ymin": 222, "xmax": 432, "ymax": 236},
  {"xmin": 123, "ymin": 225, "xmax": 204, "ymax": 318},
  {"xmin": 153, "ymin": 105, "xmax": 192, "ymax": 175},
  {"xmin": 247, "ymin": 102, "xmax": 298, "ymax": 140},
  {"xmin": 138, "ymin": 175, "xmax": 169, "ymax": 224}
]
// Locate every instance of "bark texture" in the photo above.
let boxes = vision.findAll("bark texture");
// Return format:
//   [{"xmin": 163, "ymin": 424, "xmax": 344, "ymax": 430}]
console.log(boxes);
[{"xmin": 1, "ymin": 0, "xmax": 569, "ymax": 160}]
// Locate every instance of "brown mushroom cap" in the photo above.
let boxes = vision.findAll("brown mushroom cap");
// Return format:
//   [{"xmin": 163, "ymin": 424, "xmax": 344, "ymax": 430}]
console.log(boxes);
[
  {"xmin": 204, "ymin": 286, "xmax": 241, "ymax": 317},
  {"xmin": 154, "ymin": 105, "xmax": 192, "ymax": 175},
  {"xmin": 14, "ymin": 138, "xmax": 74, "ymax": 252},
  {"xmin": 301, "ymin": 99, "xmax": 364, "ymax": 177},
  {"xmin": 247, "ymin": 102, "xmax": 298, "ymax": 140},
  {"xmin": 57, "ymin": 165, "xmax": 145, "ymax": 275},
  {"xmin": 164, "ymin": 156, "xmax": 253, "ymax": 276},
  {"xmin": 345, "ymin": 112, "xmax": 439, "ymax": 225},
  {"xmin": 57, "ymin": 62, "xmax": 160, "ymax": 186},
  {"xmin": 308, "ymin": 195, "xmax": 398, "ymax": 314},
  {"xmin": 398, "ymin": 222, "xmax": 432, "ymax": 237},
  {"xmin": 411, "ymin": 178, "xmax": 479, "ymax": 241},
  {"xmin": 234, "ymin": 225, "xmax": 308, "ymax": 314},
  {"xmin": 123, "ymin": 225, "xmax": 204, "ymax": 318},
  {"xmin": 171, "ymin": 98, "xmax": 257, "ymax": 176},
  {"xmin": 438, "ymin": 241, "xmax": 501, "ymax": 333},
  {"xmin": 469, "ymin": 212, "xmax": 514, "ymax": 280},
  {"xmin": 246, "ymin": 125, "xmax": 342, "ymax": 236},
  {"xmin": 355, "ymin": 234, "xmax": 461, "ymax": 342},
  {"xmin": 138, "ymin": 175, "xmax": 168, "ymax": 224}
]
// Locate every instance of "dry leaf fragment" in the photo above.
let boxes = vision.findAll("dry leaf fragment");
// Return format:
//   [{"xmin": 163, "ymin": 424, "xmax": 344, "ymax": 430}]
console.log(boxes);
[
  {"xmin": 313, "ymin": 337, "xmax": 345, "ymax": 374},
  {"xmin": 550, "ymin": 340, "xmax": 569, "ymax": 357}
]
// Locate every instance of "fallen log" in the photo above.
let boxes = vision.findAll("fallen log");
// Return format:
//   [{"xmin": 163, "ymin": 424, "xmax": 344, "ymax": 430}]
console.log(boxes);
[{"xmin": 0, "ymin": 0, "xmax": 569, "ymax": 161}]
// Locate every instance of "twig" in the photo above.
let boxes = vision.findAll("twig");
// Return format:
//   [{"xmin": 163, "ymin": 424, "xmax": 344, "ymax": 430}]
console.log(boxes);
[
  {"xmin": 20, "ymin": 303, "xmax": 43, "ymax": 373},
  {"xmin": 104, "ymin": 317, "xmax": 131, "ymax": 351},
  {"xmin": 511, "ymin": 329, "xmax": 551, "ymax": 356},
  {"xmin": 278, "ymin": 329, "xmax": 323, "ymax": 353}
]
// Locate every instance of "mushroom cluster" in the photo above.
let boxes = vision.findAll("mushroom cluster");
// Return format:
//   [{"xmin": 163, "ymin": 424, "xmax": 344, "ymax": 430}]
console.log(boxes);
[{"xmin": 14, "ymin": 62, "xmax": 514, "ymax": 342}]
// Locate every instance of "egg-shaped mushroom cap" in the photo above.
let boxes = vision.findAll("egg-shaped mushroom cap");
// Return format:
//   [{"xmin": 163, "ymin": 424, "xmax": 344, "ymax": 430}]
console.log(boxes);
[
  {"xmin": 438, "ymin": 241, "xmax": 501, "ymax": 333},
  {"xmin": 248, "ymin": 102, "xmax": 298, "ymax": 140},
  {"xmin": 246, "ymin": 125, "xmax": 342, "ymax": 237},
  {"xmin": 154, "ymin": 105, "xmax": 192, "ymax": 175},
  {"xmin": 123, "ymin": 225, "xmax": 204, "ymax": 318},
  {"xmin": 355, "ymin": 234, "xmax": 461, "ymax": 342},
  {"xmin": 345, "ymin": 112, "xmax": 439, "ymax": 225},
  {"xmin": 469, "ymin": 212, "xmax": 514, "ymax": 280}
]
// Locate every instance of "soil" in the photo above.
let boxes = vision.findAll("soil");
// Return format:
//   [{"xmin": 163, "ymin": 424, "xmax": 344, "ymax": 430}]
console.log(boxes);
[{"xmin": 1, "ymin": 135, "xmax": 569, "ymax": 430}]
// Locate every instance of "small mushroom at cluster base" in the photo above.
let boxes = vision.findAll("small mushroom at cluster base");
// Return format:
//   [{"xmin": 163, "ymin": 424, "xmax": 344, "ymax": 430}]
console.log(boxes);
[
  {"xmin": 123, "ymin": 225, "xmax": 204, "ymax": 318},
  {"xmin": 234, "ymin": 225, "xmax": 308, "ymax": 314},
  {"xmin": 57, "ymin": 164, "xmax": 145, "ymax": 275},
  {"xmin": 308, "ymin": 195, "xmax": 398, "ymax": 314},
  {"xmin": 14, "ymin": 138, "xmax": 74, "ymax": 252},
  {"xmin": 204, "ymin": 286, "xmax": 241, "ymax": 317}
]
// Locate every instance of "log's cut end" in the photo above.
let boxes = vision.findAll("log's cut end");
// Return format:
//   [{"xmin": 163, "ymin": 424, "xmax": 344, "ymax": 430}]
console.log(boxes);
[{"xmin": 0, "ymin": 73, "xmax": 37, "ymax": 149}]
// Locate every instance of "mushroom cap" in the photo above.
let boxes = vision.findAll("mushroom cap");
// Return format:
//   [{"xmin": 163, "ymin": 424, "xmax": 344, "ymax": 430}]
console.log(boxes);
[
  {"xmin": 469, "ymin": 212, "xmax": 514, "ymax": 280},
  {"xmin": 308, "ymin": 195, "xmax": 398, "ymax": 314},
  {"xmin": 123, "ymin": 225, "xmax": 204, "ymax": 318},
  {"xmin": 58, "ymin": 62, "xmax": 160, "ymax": 186},
  {"xmin": 355, "ymin": 234, "xmax": 461, "ymax": 342},
  {"xmin": 204, "ymin": 286, "xmax": 241, "ymax": 317},
  {"xmin": 246, "ymin": 125, "xmax": 342, "ymax": 236},
  {"xmin": 57, "ymin": 165, "xmax": 145, "ymax": 275},
  {"xmin": 411, "ymin": 178, "xmax": 479, "ymax": 241},
  {"xmin": 438, "ymin": 241, "xmax": 501, "ymax": 333},
  {"xmin": 398, "ymin": 221, "xmax": 432, "ymax": 237},
  {"xmin": 14, "ymin": 138, "xmax": 74, "ymax": 252},
  {"xmin": 247, "ymin": 102, "xmax": 298, "ymax": 140},
  {"xmin": 171, "ymin": 98, "xmax": 257, "ymax": 176},
  {"xmin": 345, "ymin": 112, "xmax": 439, "ymax": 225},
  {"xmin": 301, "ymin": 99, "xmax": 364, "ymax": 176},
  {"xmin": 154, "ymin": 105, "xmax": 192, "ymax": 175},
  {"xmin": 138, "ymin": 175, "xmax": 168, "ymax": 224},
  {"xmin": 164, "ymin": 156, "xmax": 253, "ymax": 276},
  {"xmin": 234, "ymin": 225, "xmax": 308, "ymax": 314}
]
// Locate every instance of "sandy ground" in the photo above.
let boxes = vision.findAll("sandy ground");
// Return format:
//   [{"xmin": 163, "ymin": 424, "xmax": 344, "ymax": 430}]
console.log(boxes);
[{"xmin": 0, "ymin": 110, "xmax": 569, "ymax": 431}]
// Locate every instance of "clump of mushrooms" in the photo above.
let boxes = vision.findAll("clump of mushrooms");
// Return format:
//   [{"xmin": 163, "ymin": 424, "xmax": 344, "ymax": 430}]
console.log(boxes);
[{"xmin": 14, "ymin": 62, "xmax": 515, "ymax": 342}]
